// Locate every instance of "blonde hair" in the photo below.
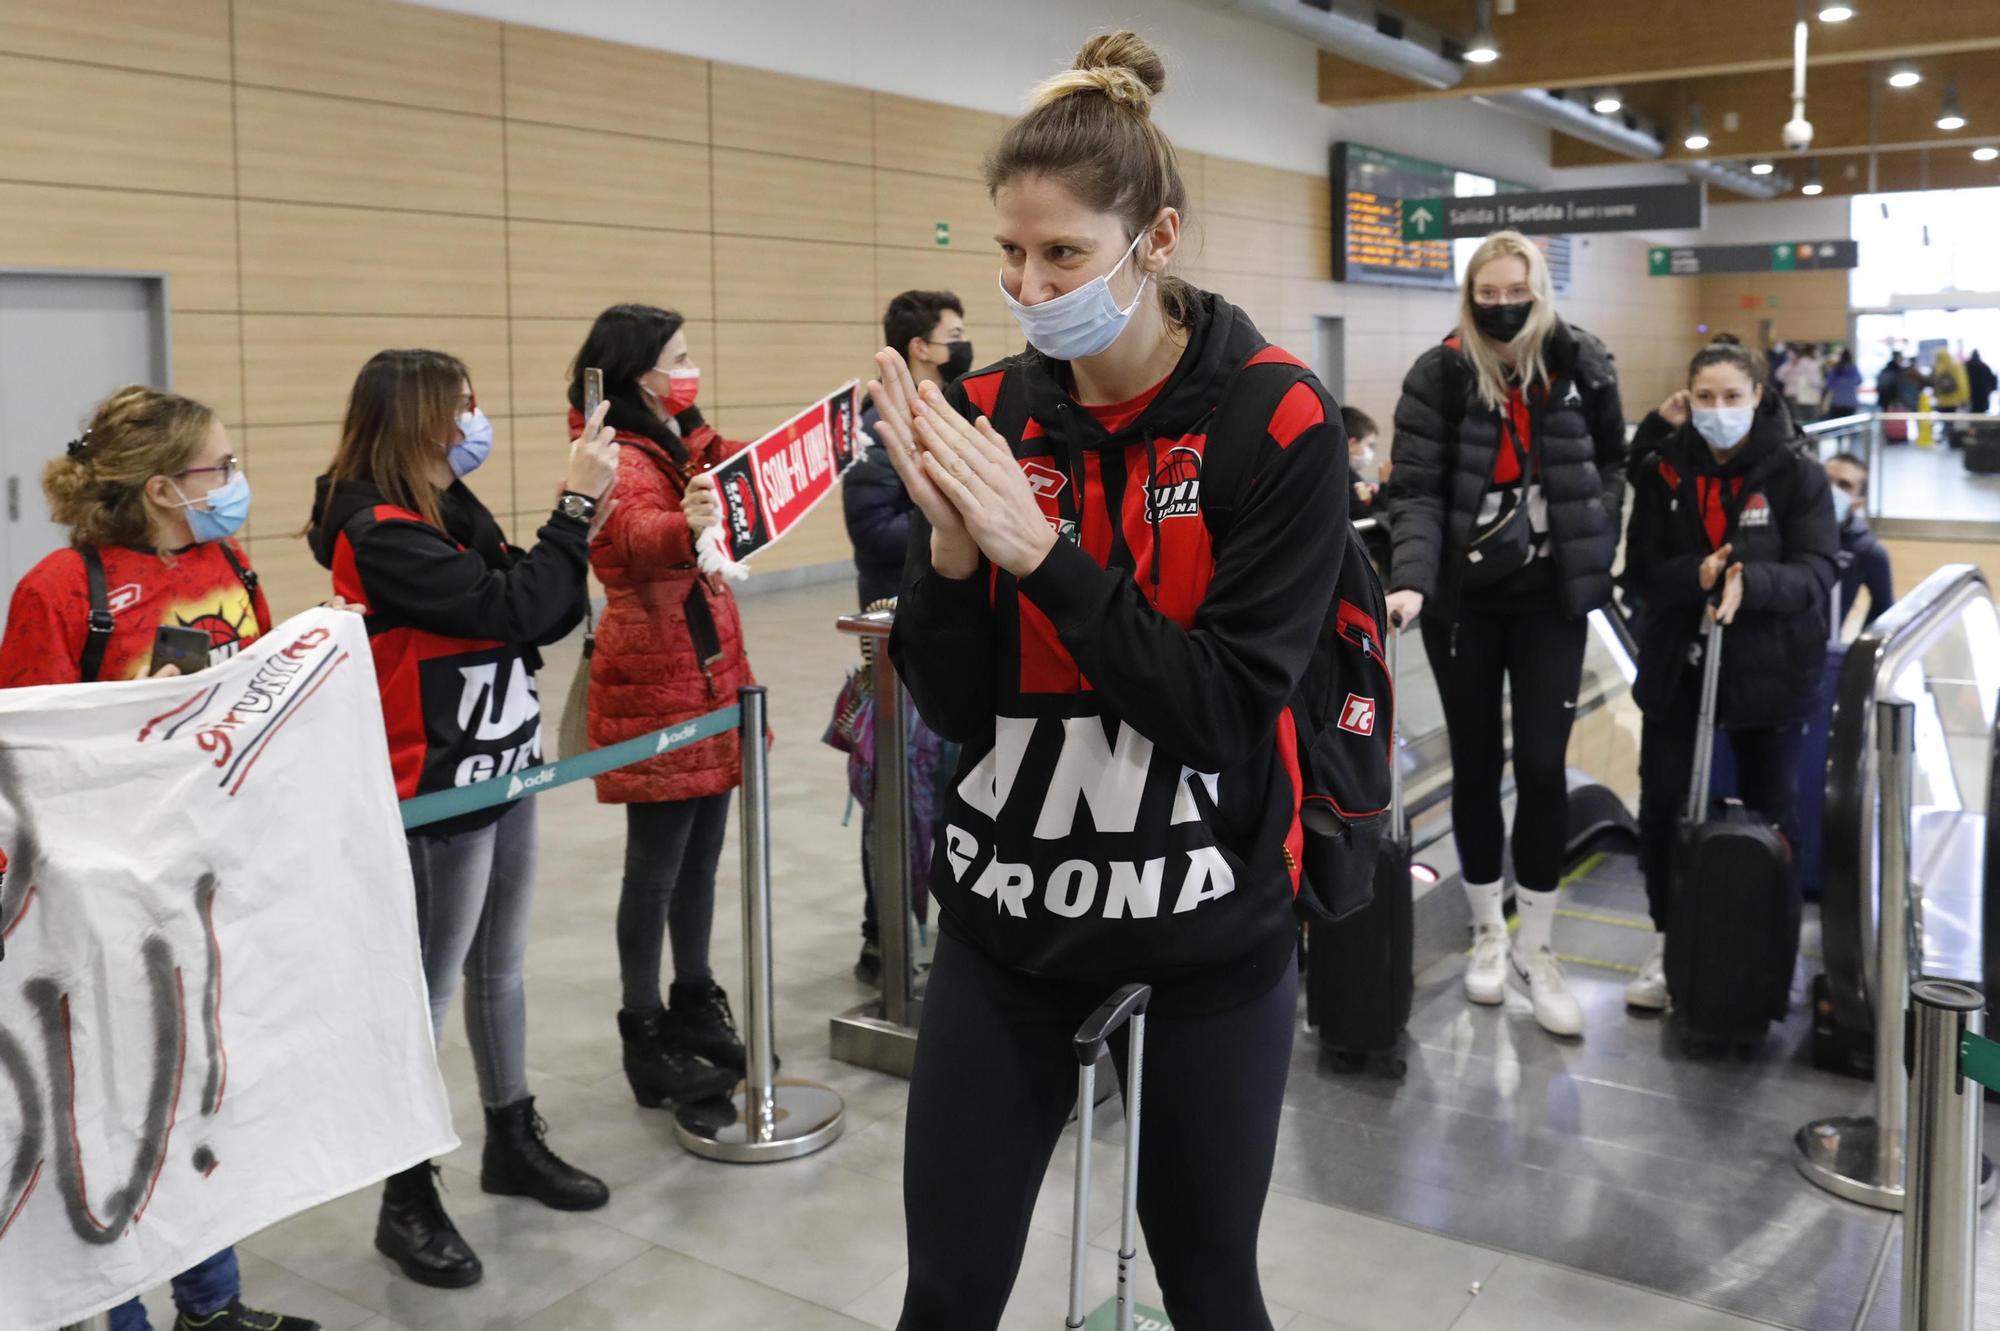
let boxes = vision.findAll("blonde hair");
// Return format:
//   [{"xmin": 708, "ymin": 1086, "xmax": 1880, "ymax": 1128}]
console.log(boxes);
[
  {"xmin": 986, "ymin": 31, "xmax": 1197, "ymax": 330},
  {"xmin": 1456, "ymin": 231, "xmax": 1560, "ymax": 411},
  {"xmin": 43, "ymin": 386, "xmax": 216, "ymax": 549}
]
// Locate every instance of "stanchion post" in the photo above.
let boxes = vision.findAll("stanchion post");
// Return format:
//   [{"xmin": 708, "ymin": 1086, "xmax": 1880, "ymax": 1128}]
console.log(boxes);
[
  {"xmin": 673, "ymin": 686, "xmax": 845, "ymax": 1163},
  {"xmin": 1903, "ymin": 979, "xmax": 1984, "ymax": 1331},
  {"xmin": 60, "ymin": 1317, "xmax": 111, "ymax": 1330},
  {"xmin": 870, "ymin": 635, "xmax": 914, "ymax": 1028}
]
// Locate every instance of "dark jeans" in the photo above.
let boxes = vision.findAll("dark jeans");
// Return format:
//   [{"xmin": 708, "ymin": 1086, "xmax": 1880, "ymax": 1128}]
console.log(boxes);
[
  {"xmin": 1638, "ymin": 672, "xmax": 1803, "ymax": 931},
  {"xmin": 1420, "ymin": 603, "xmax": 1590, "ymax": 892},
  {"xmin": 618, "ymin": 793, "xmax": 731, "ymax": 1009},
  {"xmin": 898, "ymin": 931, "xmax": 1296, "ymax": 1331},
  {"xmin": 110, "ymin": 1247, "xmax": 238, "ymax": 1330}
]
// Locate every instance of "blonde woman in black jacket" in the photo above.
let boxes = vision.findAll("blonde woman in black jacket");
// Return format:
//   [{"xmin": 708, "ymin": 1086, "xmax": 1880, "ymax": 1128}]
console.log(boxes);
[{"xmin": 1382, "ymin": 230, "xmax": 1626, "ymax": 1040}]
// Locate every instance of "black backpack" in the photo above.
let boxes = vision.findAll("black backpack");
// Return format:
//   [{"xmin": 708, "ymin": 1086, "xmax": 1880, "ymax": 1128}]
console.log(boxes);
[
  {"xmin": 980, "ymin": 350, "xmax": 1394, "ymax": 926},
  {"xmin": 77, "ymin": 542, "xmax": 259, "ymax": 682}
]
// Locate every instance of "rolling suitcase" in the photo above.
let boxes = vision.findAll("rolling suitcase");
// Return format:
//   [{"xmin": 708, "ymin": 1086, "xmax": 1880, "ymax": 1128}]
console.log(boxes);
[
  {"xmin": 1305, "ymin": 618, "xmax": 1413, "ymax": 1078},
  {"xmin": 1663, "ymin": 619, "xmax": 1801, "ymax": 1058},
  {"xmin": 1065, "ymin": 983, "xmax": 1151, "ymax": 1331},
  {"xmin": 1963, "ymin": 420, "xmax": 2000, "ymax": 475}
]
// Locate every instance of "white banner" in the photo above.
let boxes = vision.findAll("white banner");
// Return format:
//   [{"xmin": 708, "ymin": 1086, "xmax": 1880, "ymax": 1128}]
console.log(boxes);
[{"xmin": 0, "ymin": 610, "xmax": 456, "ymax": 1330}]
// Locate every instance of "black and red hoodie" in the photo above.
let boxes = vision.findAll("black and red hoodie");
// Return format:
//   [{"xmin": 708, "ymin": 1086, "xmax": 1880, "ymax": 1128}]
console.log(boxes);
[
  {"xmin": 307, "ymin": 476, "xmax": 586, "ymax": 836},
  {"xmin": 890, "ymin": 291, "xmax": 1347, "ymax": 1015}
]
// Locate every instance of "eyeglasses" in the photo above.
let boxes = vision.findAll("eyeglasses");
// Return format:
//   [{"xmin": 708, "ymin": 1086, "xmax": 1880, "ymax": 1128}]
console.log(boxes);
[
  {"xmin": 1473, "ymin": 285, "xmax": 1534, "ymax": 305},
  {"xmin": 177, "ymin": 455, "xmax": 239, "ymax": 484}
]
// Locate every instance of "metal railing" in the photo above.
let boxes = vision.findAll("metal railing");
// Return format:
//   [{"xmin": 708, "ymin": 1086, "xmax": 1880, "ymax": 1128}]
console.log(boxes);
[{"xmin": 1803, "ymin": 410, "xmax": 2000, "ymax": 535}]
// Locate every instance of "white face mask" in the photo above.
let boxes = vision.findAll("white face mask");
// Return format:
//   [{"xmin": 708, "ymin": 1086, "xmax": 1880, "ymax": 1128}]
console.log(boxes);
[
  {"xmin": 999, "ymin": 229, "xmax": 1150, "ymax": 361},
  {"xmin": 1691, "ymin": 404, "xmax": 1756, "ymax": 452}
]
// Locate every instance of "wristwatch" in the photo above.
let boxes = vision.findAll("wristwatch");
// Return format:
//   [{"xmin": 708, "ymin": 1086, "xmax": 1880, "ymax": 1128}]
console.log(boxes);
[{"xmin": 556, "ymin": 491, "xmax": 598, "ymax": 524}]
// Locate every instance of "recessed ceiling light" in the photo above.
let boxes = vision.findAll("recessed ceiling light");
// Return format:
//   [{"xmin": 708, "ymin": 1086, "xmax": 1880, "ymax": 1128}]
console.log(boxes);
[
  {"xmin": 1593, "ymin": 90, "xmax": 1622, "ymax": 114},
  {"xmin": 1750, "ymin": 160, "xmax": 1776, "ymax": 175},
  {"xmin": 1818, "ymin": 4, "xmax": 1855, "ymax": 20},
  {"xmin": 1464, "ymin": 0, "xmax": 1499, "ymax": 63},
  {"xmin": 1888, "ymin": 65, "xmax": 1922, "ymax": 89},
  {"xmin": 1973, "ymin": 147, "xmax": 1999, "ymax": 162},
  {"xmin": 1801, "ymin": 160, "xmax": 1824, "ymax": 195},
  {"xmin": 1683, "ymin": 102, "xmax": 1709, "ymax": 152},
  {"xmin": 1937, "ymin": 81, "xmax": 1966, "ymax": 131}
]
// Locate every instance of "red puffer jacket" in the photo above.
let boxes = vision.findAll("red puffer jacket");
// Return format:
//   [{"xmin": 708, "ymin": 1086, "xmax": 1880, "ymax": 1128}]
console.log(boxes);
[{"xmin": 579, "ymin": 410, "xmax": 757, "ymax": 804}]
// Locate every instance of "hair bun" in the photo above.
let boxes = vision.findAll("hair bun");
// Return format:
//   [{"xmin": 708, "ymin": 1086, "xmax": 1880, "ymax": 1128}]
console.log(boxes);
[{"xmin": 1029, "ymin": 30, "xmax": 1166, "ymax": 115}]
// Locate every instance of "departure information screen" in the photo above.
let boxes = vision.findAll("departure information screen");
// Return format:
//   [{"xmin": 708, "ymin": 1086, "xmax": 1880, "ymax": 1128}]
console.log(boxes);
[{"xmin": 1331, "ymin": 142, "xmax": 1572, "ymax": 292}]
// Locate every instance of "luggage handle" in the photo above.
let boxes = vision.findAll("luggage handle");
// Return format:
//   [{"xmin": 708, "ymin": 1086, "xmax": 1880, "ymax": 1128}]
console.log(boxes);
[
  {"xmin": 1685, "ymin": 615, "xmax": 1726, "ymax": 825},
  {"xmin": 1387, "ymin": 611, "xmax": 1405, "ymax": 841},
  {"xmin": 1067, "ymin": 982, "xmax": 1151, "ymax": 1331}
]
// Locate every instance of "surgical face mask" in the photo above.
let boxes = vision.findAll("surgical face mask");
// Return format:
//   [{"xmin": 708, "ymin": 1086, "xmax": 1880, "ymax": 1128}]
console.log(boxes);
[
  {"xmin": 1691, "ymin": 404, "xmax": 1756, "ymax": 453},
  {"xmin": 1350, "ymin": 444, "xmax": 1378, "ymax": 480},
  {"xmin": 999, "ymin": 229, "xmax": 1150, "ymax": 361},
  {"xmin": 1471, "ymin": 300, "xmax": 1534, "ymax": 343},
  {"xmin": 449, "ymin": 407, "xmax": 493, "ymax": 478},
  {"xmin": 167, "ymin": 472, "xmax": 251, "ymax": 543},
  {"xmin": 659, "ymin": 367, "xmax": 701, "ymax": 416},
  {"xmin": 1831, "ymin": 485, "xmax": 1854, "ymax": 524}
]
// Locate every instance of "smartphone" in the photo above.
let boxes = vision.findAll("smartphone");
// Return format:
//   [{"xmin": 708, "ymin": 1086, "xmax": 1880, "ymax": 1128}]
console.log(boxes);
[
  {"xmin": 583, "ymin": 367, "xmax": 604, "ymax": 426},
  {"xmin": 150, "ymin": 626, "xmax": 212, "ymax": 677}
]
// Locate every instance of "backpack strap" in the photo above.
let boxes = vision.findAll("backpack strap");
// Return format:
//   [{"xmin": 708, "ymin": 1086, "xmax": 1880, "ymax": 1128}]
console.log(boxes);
[
  {"xmin": 79, "ymin": 545, "xmax": 115, "ymax": 683},
  {"xmin": 218, "ymin": 539, "xmax": 260, "ymax": 596},
  {"xmin": 1198, "ymin": 348, "xmax": 1319, "ymax": 548}
]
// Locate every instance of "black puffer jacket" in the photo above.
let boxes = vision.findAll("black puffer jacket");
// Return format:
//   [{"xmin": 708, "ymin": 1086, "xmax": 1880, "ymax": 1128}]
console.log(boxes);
[
  {"xmin": 1623, "ymin": 394, "xmax": 1838, "ymax": 729},
  {"xmin": 1383, "ymin": 320, "xmax": 1626, "ymax": 619},
  {"xmin": 845, "ymin": 407, "xmax": 915, "ymax": 609}
]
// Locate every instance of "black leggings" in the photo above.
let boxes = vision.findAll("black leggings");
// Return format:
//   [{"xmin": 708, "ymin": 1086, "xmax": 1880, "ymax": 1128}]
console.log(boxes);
[
  {"xmin": 616, "ymin": 793, "xmax": 731, "ymax": 1010},
  {"xmin": 1637, "ymin": 673, "xmax": 1802, "ymax": 931},
  {"xmin": 898, "ymin": 930, "xmax": 1297, "ymax": 1331},
  {"xmin": 1420, "ymin": 603, "xmax": 1589, "ymax": 892}
]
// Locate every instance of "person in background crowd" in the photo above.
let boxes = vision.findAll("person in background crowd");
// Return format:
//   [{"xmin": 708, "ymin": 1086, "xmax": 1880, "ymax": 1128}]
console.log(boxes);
[
  {"xmin": 309, "ymin": 350, "xmax": 617, "ymax": 1289},
  {"xmin": 1876, "ymin": 351, "xmax": 1909, "ymax": 411},
  {"xmin": 1779, "ymin": 342, "xmax": 1824, "ymax": 424},
  {"xmin": 568, "ymin": 305, "xmax": 753, "ymax": 1105},
  {"xmin": 1899, "ymin": 355, "xmax": 1931, "ymax": 413},
  {"xmin": 879, "ymin": 31, "xmax": 1345, "ymax": 1328},
  {"xmin": 844, "ymin": 289, "xmax": 969, "ymax": 983},
  {"xmin": 1620, "ymin": 342, "xmax": 1837, "ymax": 1011},
  {"xmin": 1710, "ymin": 331, "xmax": 1744, "ymax": 346},
  {"xmin": 1932, "ymin": 347, "xmax": 1969, "ymax": 414},
  {"xmin": 1966, "ymin": 349, "xmax": 1996, "ymax": 415},
  {"xmin": 1825, "ymin": 452, "xmax": 1894, "ymax": 628},
  {"xmin": 0, "ymin": 387, "xmax": 317, "ymax": 1331},
  {"xmin": 1383, "ymin": 229, "xmax": 1626, "ymax": 1041},
  {"xmin": 1342, "ymin": 404, "xmax": 1381, "ymax": 521},
  {"xmin": 1823, "ymin": 349, "xmax": 1863, "ymax": 417}
]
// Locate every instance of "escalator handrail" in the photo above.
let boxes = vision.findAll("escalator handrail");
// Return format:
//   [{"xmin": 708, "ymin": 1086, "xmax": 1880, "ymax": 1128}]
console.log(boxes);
[{"xmin": 1821, "ymin": 562, "xmax": 1991, "ymax": 1037}]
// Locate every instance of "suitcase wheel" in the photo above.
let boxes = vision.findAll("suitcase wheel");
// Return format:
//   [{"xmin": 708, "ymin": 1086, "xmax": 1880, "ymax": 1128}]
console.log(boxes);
[{"xmin": 1323, "ymin": 1046, "xmax": 1408, "ymax": 1080}]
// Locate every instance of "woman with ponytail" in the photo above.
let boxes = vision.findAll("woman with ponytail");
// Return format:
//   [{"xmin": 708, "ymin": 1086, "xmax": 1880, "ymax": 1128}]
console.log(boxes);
[{"xmin": 874, "ymin": 32, "xmax": 1347, "ymax": 1329}]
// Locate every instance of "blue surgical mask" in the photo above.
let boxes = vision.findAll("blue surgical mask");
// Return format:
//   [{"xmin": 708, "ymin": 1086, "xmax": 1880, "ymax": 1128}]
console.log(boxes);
[
  {"xmin": 1831, "ymin": 485, "xmax": 1854, "ymax": 524},
  {"xmin": 168, "ymin": 472, "xmax": 251, "ymax": 543},
  {"xmin": 999, "ymin": 229, "xmax": 1151, "ymax": 361},
  {"xmin": 1691, "ymin": 405, "xmax": 1755, "ymax": 453},
  {"xmin": 450, "ymin": 407, "xmax": 494, "ymax": 478}
]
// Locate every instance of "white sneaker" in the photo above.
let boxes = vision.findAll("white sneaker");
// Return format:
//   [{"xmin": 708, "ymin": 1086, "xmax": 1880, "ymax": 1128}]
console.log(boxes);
[
  {"xmin": 1625, "ymin": 950, "xmax": 1669, "ymax": 1012},
  {"xmin": 1512, "ymin": 945, "xmax": 1585, "ymax": 1038},
  {"xmin": 1464, "ymin": 924, "xmax": 1509, "ymax": 1005}
]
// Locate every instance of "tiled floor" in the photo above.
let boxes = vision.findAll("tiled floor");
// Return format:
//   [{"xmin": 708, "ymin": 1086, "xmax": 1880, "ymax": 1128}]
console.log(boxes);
[{"xmin": 134, "ymin": 577, "xmax": 1857, "ymax": 1330}]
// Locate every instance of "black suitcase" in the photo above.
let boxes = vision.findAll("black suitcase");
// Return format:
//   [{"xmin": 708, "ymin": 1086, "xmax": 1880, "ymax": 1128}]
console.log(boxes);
[
  {"xmin": 1306, "ymin": 618, "xmax": 1413, "ymax": 1078},
  {"xmin": 1663, "ymin": 619, "xmax": 1801, "ymax": 1057},
  {"xmin": 1963, "ymin": 422, "xmax": 2000, "ymax": 475}
]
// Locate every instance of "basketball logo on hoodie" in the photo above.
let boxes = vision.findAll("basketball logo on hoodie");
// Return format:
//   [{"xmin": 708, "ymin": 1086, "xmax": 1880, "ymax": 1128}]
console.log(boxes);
[
  {"xmin": 1146, "ymin": 447, "xmax": 1203, "ymax": 521},
  {"xmin": 1741, "ymin": 493, "xmax": 1772, "ymax": 528}
]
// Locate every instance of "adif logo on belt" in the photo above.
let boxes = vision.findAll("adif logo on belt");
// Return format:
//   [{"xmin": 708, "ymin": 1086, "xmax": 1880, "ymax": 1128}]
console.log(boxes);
[
  {"xmin": 1146, "ymin": 446, "xmax": 1203, "ymax": 521},
  {"xmin": 1740, "ymin": 493, "xmax": 1772, "ymax": 527}
]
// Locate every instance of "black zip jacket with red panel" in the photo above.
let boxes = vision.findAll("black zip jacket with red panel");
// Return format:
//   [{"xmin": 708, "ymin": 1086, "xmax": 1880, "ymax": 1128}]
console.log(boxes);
[
  {"xmin": 890, "ymin": 292, "xmax": 1347, "ymax": 1016},
  {"xmin": 307, "ymin": 476, "xmax": 587, "ymax": 837}
]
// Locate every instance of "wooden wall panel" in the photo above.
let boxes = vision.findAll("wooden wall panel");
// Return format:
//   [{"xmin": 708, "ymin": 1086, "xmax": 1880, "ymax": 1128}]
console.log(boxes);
[
  {"xmin": 874, "ymin": 248, "xmax": 1007, "ymax": 330},
  {"xmin": 875, "ymin": 169, "xmax": 990, "ymax": 253},
  {"xmin": 172, "ymin": 313, "xmax": 245, "ymax": 426},
  {"xmin": 714, "ymin": 236, "xmax": 876, "ymax": 324},
  {"xmin": 241, "ymin": 314, "xmax": 512, "ymax": 425},
  {"xmin": 0, "ymin": 54, "xmax": 235, "ymax": 195},
  {"xmin": 871, "ymin": 94, "xmax": 1003, "ymax": 181},
  {"xmin": 507, "ymin": 221, "xmax": 713, "ymax": 320},
  {"xmin": 243, "ymin": 532, "xmax": 331, "ymax": 619},
  {"xmin": 236, "ymin": 88, "xmax": 505, "ymax": 215},
  {"xmin": 711, "ymin": 64, "xmax": 870, "ymax": 166},
  {"xmin": 0, "ymin": 0, "xmax": 230, "ymax": 80},
  {"xmin": 0, "ymin": 183, "xmax": 238, "ymax": 309},
  {"xmin": 1198, "ymin": 213, "xmax": 1284, "ymax": 278},
  {"xmin": 1203, "ymin": 157, "xmax": 1285, "ymax": 220},
  {"xmin": 713, "ymin": 149, "xmax": 873, "ymax": 245},
  {"xmin": 508, "ymin": 318, "xmax": 597, "ymax": 420},
  {"xmin": 239, "ymin": 202, "xmax": 508, "ymax": 317},
  {"xmin": 502, "ymin": 24, "xmax": 707, "ymax": 141},
  {"xmin": 505, "ymin": 120, "xmax": 711, "ymax": 230},
  {"xmin": 232, "ymin": 0, "xmax": 501, "ymax": 116},
  {"xmin": 712, "ymin": 323, "xmax": 875, "ymax": 413}
]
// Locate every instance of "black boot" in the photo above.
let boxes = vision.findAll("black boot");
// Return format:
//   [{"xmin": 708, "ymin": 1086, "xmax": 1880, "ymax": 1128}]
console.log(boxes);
[
  {"xmin": 375, "ymin": 1162, "xmax": 481, "ymax": 1289},
  {"xmin": 854, "ymin": 939, "xmax": 882, "ymax": 986},
  {"xmin": 618, "ymin": 1007, "xmax": 737, "ymax": 1108},
  {"xmin": 666, "ymin": 978, "xmax": 777, "ymax": 1074},
  {"xmin": 480, "ymin": 1096, "xmax": 610, "ymax": 1212}
]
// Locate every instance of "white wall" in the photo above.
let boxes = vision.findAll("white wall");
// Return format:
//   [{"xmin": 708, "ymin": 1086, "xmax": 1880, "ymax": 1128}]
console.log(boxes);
[
  {"xmin": 1699, "ymin": 197, "xmax": 1853, "ymax": 244},
  {"xmin": 414, "ymin": 0, "xmax": 1563, "ymax": 183}
]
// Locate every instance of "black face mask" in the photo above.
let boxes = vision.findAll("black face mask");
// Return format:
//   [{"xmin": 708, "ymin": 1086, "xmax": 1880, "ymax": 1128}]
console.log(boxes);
[
  {"xmin": 940, "ymin": 340, "xmax": 974, "ymax": 383},
  {"xmin": 1471, "ymin": 300, "xmax": 1534, "ymax": 343}
]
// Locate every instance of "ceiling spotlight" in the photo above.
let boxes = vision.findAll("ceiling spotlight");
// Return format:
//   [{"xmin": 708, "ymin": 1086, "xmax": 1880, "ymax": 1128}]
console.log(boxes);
[
  {"xmin": 1683, "ymin": 102, "xmax": 1710, "ymax": 152},
  {"xmin": 1818, "ymin": 4, "xmax": 1854, "ymax": 19},
  {"xmin": 1464, "ymin": 0, "xmax": 1499, "ymax": 64},
  {"xmin": 1888, "ymin": 65, "xmax": 1922, "ymax": 89},
  {"xmin": 1750, "ymin": 160, "xmax": 1776, "ymax": 175},
  {"xmin": 1973, "ymin": 146, "xmax": 1999, "ymax": 162},
  {"xmin": 1593, "ymin": 89, "xmax": 1622, "ymax": 115},
  {"xmin": 1801, "ymin": 159, "xmax": 1824, "ymax": 195},
  {"xmin": 1937, "ymin": 80, "xmax": 1966, "ymax": 131}
]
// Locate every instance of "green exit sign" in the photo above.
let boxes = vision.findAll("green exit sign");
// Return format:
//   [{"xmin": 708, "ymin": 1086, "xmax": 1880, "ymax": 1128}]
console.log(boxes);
[
  {"xmin": 934, "ymin": 221, "xmax": 951, "ymax": 246},
  {"xmin": 1401, "ymin": 199, "xmax": 1442, "ymax": 241}
]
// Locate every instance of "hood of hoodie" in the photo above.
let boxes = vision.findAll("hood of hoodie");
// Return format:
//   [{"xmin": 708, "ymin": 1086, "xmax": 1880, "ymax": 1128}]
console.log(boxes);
[
  {"xmin": 1663, "ymin": 390, "xmax": 1799, "ymax": 486},
  {"xmin": 308, "ymin": 474, "xmax": 497, "ymax": 569}
]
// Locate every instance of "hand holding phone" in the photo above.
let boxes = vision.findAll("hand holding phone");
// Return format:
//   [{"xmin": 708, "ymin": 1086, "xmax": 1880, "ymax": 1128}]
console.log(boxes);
[
  {"xmin": 151, "ymin": 626, "xmax": 211, "ymax": 677},
  {"xmin": 584, "ymin": 368, "xmax": 603, "ymax": 426}
]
